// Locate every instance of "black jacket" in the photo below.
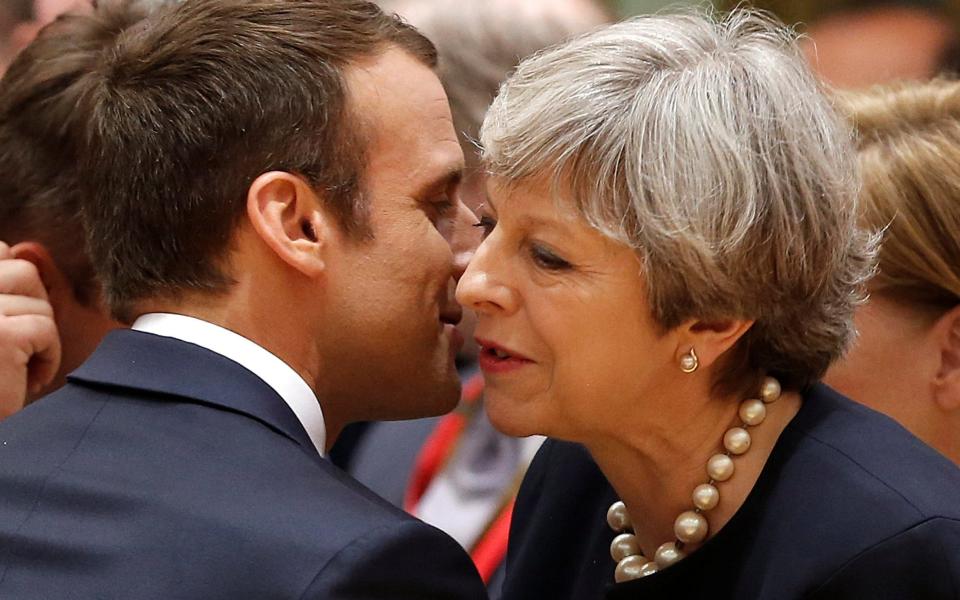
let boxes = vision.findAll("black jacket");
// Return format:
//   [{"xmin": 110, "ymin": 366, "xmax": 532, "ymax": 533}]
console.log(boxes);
[{"xmin": 502, "ymin": 384, "xmax": 960, "ymax": 599}]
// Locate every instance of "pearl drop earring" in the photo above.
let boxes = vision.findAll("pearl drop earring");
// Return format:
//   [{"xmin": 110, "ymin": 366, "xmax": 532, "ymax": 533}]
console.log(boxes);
[{"xmin": 679, "ymin": 348, "xmax": 699, "ymax": 373}]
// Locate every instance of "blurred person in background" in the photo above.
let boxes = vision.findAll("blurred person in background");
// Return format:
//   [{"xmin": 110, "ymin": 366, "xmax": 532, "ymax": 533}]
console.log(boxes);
[
  {"xmin": 803, "ymin": 0, "xmax": 959, "ymax": 88},
  {"xmin": 726, "ymin": 0, "xmax": 960, "ymax": 88},
  {"xmin": 0, "ymin": 0, "xmax": 155, "ymax": 418},
  {"xmin": 0, "ymin": 242, "xmax": 59, "ymax": 418},
  {"xmin": 0, "ymin": 1, "xmax": 33, "ymax": 71},
  {"xmin": 338, "ymin": 0, "xmax": 610, "ymax": 595},
  {"xmin": 0, "ymin": 0, "xmax": 82, "ymax": 72},
  {"xmin": 826, "ymin": 79, "xmax": 960, "ymax": 466}
]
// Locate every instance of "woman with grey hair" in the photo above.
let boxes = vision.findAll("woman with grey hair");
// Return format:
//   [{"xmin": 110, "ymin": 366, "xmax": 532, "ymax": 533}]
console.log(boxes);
[{"xmin": 457, "ymin": 9, "xmax": 960, "ymax": 599}]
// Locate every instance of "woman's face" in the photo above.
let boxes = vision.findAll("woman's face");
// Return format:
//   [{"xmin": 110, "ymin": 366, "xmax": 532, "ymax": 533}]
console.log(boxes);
[{"xmin": 456, "ymin": 178, "xmax": 676, "ymax": 442}]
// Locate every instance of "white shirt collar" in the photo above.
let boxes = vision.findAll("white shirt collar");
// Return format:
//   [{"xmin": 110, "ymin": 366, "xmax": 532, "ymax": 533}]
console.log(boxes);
[{"xmin": 131, "ymin": 312, "xmax": 326, "ymax": 456}]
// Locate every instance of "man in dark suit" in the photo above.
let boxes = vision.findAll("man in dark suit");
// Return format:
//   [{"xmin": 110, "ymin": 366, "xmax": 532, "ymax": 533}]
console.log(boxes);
[{"xmin": 0, "ymin": 0, "xmax": 487, "ymax": 597}]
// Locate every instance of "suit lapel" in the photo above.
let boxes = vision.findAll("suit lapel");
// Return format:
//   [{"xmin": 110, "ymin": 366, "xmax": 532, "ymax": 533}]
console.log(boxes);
[{"xmin": 68, "ymin": 329, "xmax": 318, "ymax": 455}]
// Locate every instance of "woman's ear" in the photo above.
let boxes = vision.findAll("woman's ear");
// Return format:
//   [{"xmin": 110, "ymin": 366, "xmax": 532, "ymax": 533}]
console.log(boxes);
[
  {"xmin": 676, "ymin": 317, "xmax": 755, "ymax": 370},
  {"xmin": 246, "ymin": 171, "xmax": 331, "ymax": 279},
  {"xmin": 932, "ymin": 304, "xmax": 960, "ymax": 411}
]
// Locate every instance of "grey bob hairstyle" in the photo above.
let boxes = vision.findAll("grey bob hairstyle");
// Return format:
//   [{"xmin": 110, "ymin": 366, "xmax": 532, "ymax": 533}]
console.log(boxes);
[{"xmin": 480, "ymin": 9, "xmax": 878, "ymax": 392}]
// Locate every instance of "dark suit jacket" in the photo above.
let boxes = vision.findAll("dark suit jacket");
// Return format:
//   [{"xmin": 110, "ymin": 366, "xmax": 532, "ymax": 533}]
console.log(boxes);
[
  {"xmin": 501, "ymin": 384, "xmax": 960, "ymax": 599},
  {"xmin": 0, "ymin": 330, "xmax": 487, "ymax": 599}
]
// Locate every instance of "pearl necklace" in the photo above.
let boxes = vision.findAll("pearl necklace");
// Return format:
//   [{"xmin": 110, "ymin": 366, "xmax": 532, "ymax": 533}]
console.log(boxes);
[{"xmin": 606, "ymin": 376, "xmax": 782, "ymax": 583}]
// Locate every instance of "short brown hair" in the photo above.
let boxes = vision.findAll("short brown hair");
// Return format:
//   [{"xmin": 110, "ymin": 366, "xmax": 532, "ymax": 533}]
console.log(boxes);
[
  {"xmin": 0, "ymin": 0, "xmax": 164, "ymax": 305},
  {"xmin": 838, "ymin": 78, "xmax": 960, "ymax": 309},
  {"xmin": 76, "ymin": 0, "xmax": 436, "ymax": 321}
]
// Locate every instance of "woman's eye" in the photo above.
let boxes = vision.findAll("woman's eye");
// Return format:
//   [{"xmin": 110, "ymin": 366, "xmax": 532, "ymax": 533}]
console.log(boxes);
[
  {"xmin": 473, "ymin": 215, "xmax": 497, "ymax": 238},
  {"xmin": 531, "ymin": 244, "xmax": 571, "ymax": 271}
]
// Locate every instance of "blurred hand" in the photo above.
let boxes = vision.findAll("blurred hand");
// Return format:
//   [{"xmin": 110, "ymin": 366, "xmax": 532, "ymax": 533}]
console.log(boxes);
[{"xmin": 0, "ymin": 242, "xmax": 60, "ymax": 419}]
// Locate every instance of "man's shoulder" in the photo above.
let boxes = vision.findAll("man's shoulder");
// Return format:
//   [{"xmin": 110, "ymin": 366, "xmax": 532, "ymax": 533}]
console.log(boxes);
[{"xmin": 0, "ymin": 383, "xmax": 484, "ymax": 598}]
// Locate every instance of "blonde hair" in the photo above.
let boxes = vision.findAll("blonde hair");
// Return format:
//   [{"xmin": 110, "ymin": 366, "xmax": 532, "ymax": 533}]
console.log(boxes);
[
  {"xmin": 481, "ymin": 9, "xmax": 878, "ymax": 391},
  {"xmin": 837, "ymin": 79, "xmax": 960, "ymax": 309}
]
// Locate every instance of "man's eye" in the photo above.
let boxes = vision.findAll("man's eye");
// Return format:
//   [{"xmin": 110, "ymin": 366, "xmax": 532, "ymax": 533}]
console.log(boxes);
[
  {"xmin": 432, "ymin": 197, "xmax": 455, "ymax": 217},
  {"xmin": 531, "ymin": 244, "xmax": 571, "ymax": 271},
  {"xmin": 473, "ymin": 215, "xmax": 497, "ymax": 239}
]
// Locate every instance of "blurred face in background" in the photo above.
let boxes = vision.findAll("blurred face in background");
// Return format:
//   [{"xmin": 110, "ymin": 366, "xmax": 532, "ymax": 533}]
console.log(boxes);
[
  {"xmin": 33, "ymin": 0, "xmax": 81, "ymax": 23},
  {"xmin": 1, "ymin": 0, "xmax": 85, "ymax": 72},
  {"xmin": 803, "ymin": 5, "xmax": 956, "ymax": 89}
]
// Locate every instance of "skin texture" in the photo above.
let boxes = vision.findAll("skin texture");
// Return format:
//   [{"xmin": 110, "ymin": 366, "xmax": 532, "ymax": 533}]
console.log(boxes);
[
  {"xmin": 457, "ymin": 176, "xmax": 801, "ymax": 556},
  {"xmin": 148, "ymin": 47, "xmax": 472, "ymax": 446},
  {"xmin": 803, "ymin": 6, "xmax": 955, "ymax": 89},
  {"xmin": 825, "ymin": 294, "xmax": 960, "ymax": 464},
  {"xmin": 0, "ymin": 242, "xmax": 60, "ymax": 418}
]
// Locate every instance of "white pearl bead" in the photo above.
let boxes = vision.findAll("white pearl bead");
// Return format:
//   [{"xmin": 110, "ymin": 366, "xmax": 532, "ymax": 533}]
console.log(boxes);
[
  {"xmin": 680, "ymin": 353, "xmax": 698, "ymax": 372},
  {"xmin": 723, "ymin": 427, "xmax": 751, "ymax": 455},
  {"xmin": 692, "ymin": 483, "xmax": 720, "ymax": 510},
  {"xmin": 674, "ymin": 510, "xmax": 709, "ymax": 544},
  {"xmin": 639, "ymin": 561, "xmax": 660, "ymax": 577},
  {"xmin": 614, "ymin": 554, "xmax": 649, "ymax": 583},
  {"xmin": 760, "ymin": 376, "xmax": 781, "ymax": 403},
  {"xmin": 654, "ymin": 541, "xmax": 685, "ymax": 568},
  {"xmin": 738, "ymin": 398, "xmax": 766, "ymax": 426},
  {"xmin": 706, "ymin": 453, "xmax": 735, "ymax": 481},
  {"xmin": 610, "ymin": 533, "xmax": 641, "ymax": 562},
  {"xmin": 606, "ymin": 501, "xmax": 632, "ymax": 532}
]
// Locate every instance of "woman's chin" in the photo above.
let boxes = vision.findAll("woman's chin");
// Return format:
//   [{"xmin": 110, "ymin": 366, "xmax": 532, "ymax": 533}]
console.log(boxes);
[{"xmin": 483, "ymin": 391, "xmax": 545, "ymax": 438}]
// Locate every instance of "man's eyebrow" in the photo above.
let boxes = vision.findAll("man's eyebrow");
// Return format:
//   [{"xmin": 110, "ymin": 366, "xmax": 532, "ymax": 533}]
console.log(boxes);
[{"xmin": 418, "ymin": 166, "xmax": 463, "ymax": 199}]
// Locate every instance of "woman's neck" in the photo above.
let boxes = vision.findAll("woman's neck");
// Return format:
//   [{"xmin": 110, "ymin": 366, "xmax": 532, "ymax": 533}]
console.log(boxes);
[{"xmin": 585, "ymin": 386, "xmax": 802, "ymax": 558}]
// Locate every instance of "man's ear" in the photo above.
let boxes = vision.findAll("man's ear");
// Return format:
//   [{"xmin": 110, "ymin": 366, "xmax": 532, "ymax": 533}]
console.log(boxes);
[
  {"xmin": 246, "ymin": 171, "xmax": 331, "ymax": 278},
  {"xmin": 933, "ymin": 304, "xmax": 960, "ymax": 411},
  {"xmin": 9, "ymin": 242, "xmax": 73, "ymax": 311},
  {"xmin": 675, "ymin": 317, "xmax": 755, "ymax": 370}
]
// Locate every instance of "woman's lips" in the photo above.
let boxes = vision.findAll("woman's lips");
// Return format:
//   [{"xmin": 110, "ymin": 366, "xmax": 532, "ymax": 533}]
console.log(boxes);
[{"xmin": 475, "ymin": 337, "xmax": 534, "ymax": 374}]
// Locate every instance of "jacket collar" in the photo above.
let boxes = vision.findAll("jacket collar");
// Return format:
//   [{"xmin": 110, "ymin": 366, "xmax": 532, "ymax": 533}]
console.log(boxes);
[{"xmin": 68, "ymin": 329, "xmax": 318, "ymax": 455}]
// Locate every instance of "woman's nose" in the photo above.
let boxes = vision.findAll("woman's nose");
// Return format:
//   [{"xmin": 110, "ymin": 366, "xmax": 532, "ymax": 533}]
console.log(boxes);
[
  {"xmin": 448, "ymin": 201, "xmax": 481, "ymax": 282},
  {"xmin": 456, "ymin": 236, "xmax": 517, "ymax": 316}
]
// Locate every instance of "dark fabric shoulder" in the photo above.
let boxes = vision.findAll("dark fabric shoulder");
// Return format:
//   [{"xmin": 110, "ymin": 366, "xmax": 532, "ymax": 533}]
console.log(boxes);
[
  {"xmin": 790, "ymin": 384, "xmax": 960, "ymax": 521},
  {"xmin": 809, "ymin": 516, "xmax": 960, "ymax": 599},
  {"xmin": 501, "ymin": 384, "xmax": 960, "ymax": 600},
  {"xmin": 502, "ymin": 439, "xmax": 618, "ymax": 600},
  {"xmin": 301, "ymin": 519, "xmax": 487, "ymax": 599},
  {"xmin": 0, "ymin": 362, "xmax": 483, "ymax": 598}
]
